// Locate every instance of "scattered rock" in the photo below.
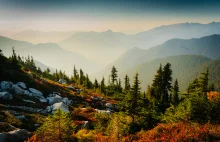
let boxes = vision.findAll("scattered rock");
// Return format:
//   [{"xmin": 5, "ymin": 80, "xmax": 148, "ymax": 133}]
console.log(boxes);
[
  {"xmin": 28, "ymin": 88, "xmax": 44, "ymax": 99},
  {"xmin": 67, "ymin": 86, "xmax": 75, "ymax": 90},
  {"xmin": 95, "ymin": 109, "xmax": 111, "ymax": 115},
  {"xmin": 46, "ymin": 95, "xmax": 62, "ymax": 105},
  {"xmin": 0, "ymin": 81, "xmax": 13, "ymax": 91},
  {"xmin": 15, "ymin": 82, "xmax": 27, "ymax": 89},
  {"xmin": 91, "ymin": 96, "xmax": 102, "ymax": 101},
  {"xmin": 39, "ymin": 98, "xmax": 47, "ymax": 103},
  {"xmin": 62, "ymin": 97, "xmax": 73, "ymax": 106},
  {"xmin": 15, "ymin": 115, "xmax": 26, "ymax": 120},
  {"xmin": 0, "ymin": 92, "xmax": 13, "ymax": 100},
  {"xmin": 12, "ymin": 85, "xmax": 24, "ymax": 95},
  {"xmin": 34, "ymin": 124, "xmax": 41, "ymax": 127},
  {"xmin": 3, "ymin": 105, "xmax": 44, "ymax": 114},
  {"xmin": 0, "ymin": 129, "xmax": 31, "ymax": 142},
  {"xmin": 105, "ymin": 103, "xmax": 113, "ymax": 108},
  {"xmin": 23, "ymin": 90, "xmax": 30, "ymax": 95},
  {"xmin": 58, "ymin": 79, "xmax": 67, "ymax": 84},
  {"xmin": 105, "ymin": 103, "xmax": 119, "ymax": 110},
  {"xmin": 81, "ymin": 121, "xmax": 89, "ymax": 129},
  {"xmin": 22, "ymin": 99, "xmax": 36, "ymax": 104},
  {"xmin": 51, "ymin": 102, "xmax": 69, "ymax": 114}
]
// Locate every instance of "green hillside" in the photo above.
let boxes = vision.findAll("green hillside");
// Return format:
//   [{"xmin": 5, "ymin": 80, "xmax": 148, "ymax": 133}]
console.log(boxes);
[{"xmin": 119, "ymin": 55, "xmax": 220, "ymax": 91}]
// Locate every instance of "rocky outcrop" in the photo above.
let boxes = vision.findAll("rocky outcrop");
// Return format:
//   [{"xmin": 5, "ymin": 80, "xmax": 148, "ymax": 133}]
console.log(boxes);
[
  {"xmin": 0, "ymin": 92, "xmax": 13, "ymax": 100},
  {"xmin": 0, "ymin": 129, "xmax": 31, "ymax": 142}
]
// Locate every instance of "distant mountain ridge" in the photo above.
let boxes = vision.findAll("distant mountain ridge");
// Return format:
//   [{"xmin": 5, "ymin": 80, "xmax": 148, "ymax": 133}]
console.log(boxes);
[
  {"xmin": 59, "ymin": 22, "xmax": 220, "ymax": 65},
  {"xmin": 10, "ymin": 30, "xmax": 76, "ymax": 44},
  {"xmin": 105, "ymin": 34, "xmax": 220, "ymax": 74},
  {"xmin": 0, "ymin": 36, "xmax": 101, "ymax": 75}
]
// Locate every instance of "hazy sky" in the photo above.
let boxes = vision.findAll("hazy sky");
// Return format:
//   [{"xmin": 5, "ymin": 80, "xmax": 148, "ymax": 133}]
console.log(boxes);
[{"xmin": 1, "ymin": 0, "xmax": 220, "ymax": 33}]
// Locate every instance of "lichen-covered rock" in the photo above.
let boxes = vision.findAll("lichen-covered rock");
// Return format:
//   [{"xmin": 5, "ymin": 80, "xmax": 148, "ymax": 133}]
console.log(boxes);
[{"xmin": 0, "ymin": 92, "xmax": 13, "ymax": 100}]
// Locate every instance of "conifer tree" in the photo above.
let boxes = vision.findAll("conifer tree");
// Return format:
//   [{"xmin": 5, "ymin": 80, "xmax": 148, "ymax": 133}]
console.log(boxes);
[
  {"xmin": 122, "ymin": 72, "xmax": 141, "ymax": 123},
  {"xmin": 36, "ymin": 109, "xmax": 74, "ymax": 142},
  {"xmin": 124, "ymin": 74, "xmax": 130, "ymax": 91},
  {"xmin": 117, "ymin": 78, "xmax": 122, "ymax": 93},
  {"xmin": 152, "ymin": 64, "xmax": 163, "ymax": 101},
  {"xmin": 12, "ymin": 47, "xmax": 18, "ymax": 66},
  {"xmin": 111, "ymin": 66, "xmax": 118, "ymax": 84},
  {"xmin": 199, "ymin": 68, "xmax": 209, "ymax": 95},
  {"xmin": 84, "ymin": 74, "xmax": 93, "ymax": 89},
  {"xmin": 94, "ymin": 78, "xmax": 99, "ymax": 89},
  {"xmin": 100, "ymin": 77, "xmax": 105, "ymax": 94},
  {"xmin": 162, "ymin": 63, "xmax": 172, "ymax": 104},
  {"xmin": 73, "ymin": 65, "xmax": 79, "ymax": 82},
  {"xmin": 79, "ymin": 69, "xmax": 84, "ymax": 85},
  {"xmin": 172, "ymin": 79, "xmax": 179, "ymax": 107}
]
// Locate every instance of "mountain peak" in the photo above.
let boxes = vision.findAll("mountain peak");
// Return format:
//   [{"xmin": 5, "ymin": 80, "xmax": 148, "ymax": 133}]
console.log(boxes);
[{"xmin": 104, "ymin": 29, "xmax": 113, "ymax": 33}]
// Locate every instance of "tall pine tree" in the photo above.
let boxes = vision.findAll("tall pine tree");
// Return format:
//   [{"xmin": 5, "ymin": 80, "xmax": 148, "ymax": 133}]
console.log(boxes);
[
  {"xmin": 172, "ymin": 79, "xmax": 179, "ymax": 107},
  {"xmin": 122, "ymin": 72, "xmax": 141, "ymax": 123},
  {"xmin": 111, "ymin": 66, "xmax": 118, "ymax": 84},
  {"xmin": 124, "ymin": 74, "xmax": 130, "ymax": 92}
]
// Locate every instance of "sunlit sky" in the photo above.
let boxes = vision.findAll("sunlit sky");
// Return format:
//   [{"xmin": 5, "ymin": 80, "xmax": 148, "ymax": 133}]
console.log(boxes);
[{"xmin": 1, "ymin": 0, "xmax": 220, "ymax": 34}]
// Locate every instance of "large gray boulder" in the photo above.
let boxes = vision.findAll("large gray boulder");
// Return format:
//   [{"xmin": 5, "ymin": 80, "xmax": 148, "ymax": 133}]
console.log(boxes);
[
  {"xmin": 0, "ymin": 92, "xmax": 13, "ymax": 100},
  {"xmin": 28, "ymin": 88, "xmax": 44, "ymax": 99},
  {"xmin": 0, "ymin": 81, "xmax": 13, "ymax": 90},
  {"xmin": 15, "ymin": 82, "xmax": 27, "ymax": 89},
  {"xmin": 0, "ymin": 129, "xmax": 31, "ymax": 142},
  {"xmin": 12, "ymin": 85, "xmax": 24, "ymax": 95},
  {"xmin": 46, "ymin": 95, "xmax": 63, "ymax": 105}
]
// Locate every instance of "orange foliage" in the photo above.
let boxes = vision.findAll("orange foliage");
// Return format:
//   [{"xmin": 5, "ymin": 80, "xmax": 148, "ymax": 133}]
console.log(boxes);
[
  {"xmin": 134, "ymin": 122, "xmax": 220, "ymax": 142},
  {"xmin": 26, "ymin": 134, "xmax": 40, "ymax": 142},
  {"xmin": 207, "ymin": 91, "xmax": 220, "ymax": 101}
]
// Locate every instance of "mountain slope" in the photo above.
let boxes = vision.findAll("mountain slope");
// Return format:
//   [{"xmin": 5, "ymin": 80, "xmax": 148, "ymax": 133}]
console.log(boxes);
[
  {"xmin": 119, "ymin": 55, "xmax": 220, "ymax": 91},
  {"xmin": 107, "ymin": 34, "xmax": 220, "ymax": 74},
  {"xmin": 0, "ymin": 36, "xmax": 33, "ymax": 56},
  {"xmin": 0, "ymin": 36, "xmax": 100, "ymax": 75}
]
